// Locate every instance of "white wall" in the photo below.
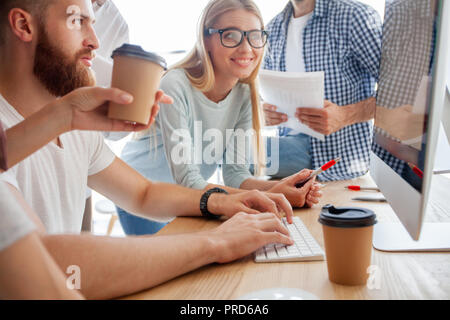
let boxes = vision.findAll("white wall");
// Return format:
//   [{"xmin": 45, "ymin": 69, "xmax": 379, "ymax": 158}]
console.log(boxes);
[{"xmin": 113, "ymin": 0, "xmax": 385, "ymax": 57}]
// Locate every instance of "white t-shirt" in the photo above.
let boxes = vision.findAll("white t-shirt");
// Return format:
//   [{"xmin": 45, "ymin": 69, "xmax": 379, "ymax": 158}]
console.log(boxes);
[
  {"xmin": 0, "ymin": 95, "xmax": 116, "ymax": 234},
  {"xmin": 285, "ymin": 12, "xmax": 313, "ymax": 73},
  {"xmin": 0, "ymin": 181, "xmax": 36, "ymax": 251},
  {"xmin": 284, "ymin": 12, "xmax": 313, "ymax": 135}
]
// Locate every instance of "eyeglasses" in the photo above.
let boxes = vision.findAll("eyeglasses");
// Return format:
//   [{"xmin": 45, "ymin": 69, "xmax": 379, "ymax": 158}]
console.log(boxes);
[{"xmin": 205, "ymin": 27, "xmax": 269, "ymax": 49}]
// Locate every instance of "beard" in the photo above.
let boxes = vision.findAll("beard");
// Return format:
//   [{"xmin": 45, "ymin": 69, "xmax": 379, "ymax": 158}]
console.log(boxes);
[{"xmin": 33, "ymin": 26, "xmax": 96, "ymax": 97}]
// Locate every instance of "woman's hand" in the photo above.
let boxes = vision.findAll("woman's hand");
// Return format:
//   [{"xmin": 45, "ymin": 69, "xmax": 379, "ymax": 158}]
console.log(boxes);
[
  {"xmin": 267, "ymin": 169, "xmax": 322, "ymax": 208},
  {"xmin": 304, "ymin": 182, "xmax": 322, "ymax": 208}
]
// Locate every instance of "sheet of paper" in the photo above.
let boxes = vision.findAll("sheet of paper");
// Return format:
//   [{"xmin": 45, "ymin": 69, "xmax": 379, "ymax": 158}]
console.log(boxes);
[{"xmin": 259, "ymin": 69, "xmax": 325, "ymax": 141}]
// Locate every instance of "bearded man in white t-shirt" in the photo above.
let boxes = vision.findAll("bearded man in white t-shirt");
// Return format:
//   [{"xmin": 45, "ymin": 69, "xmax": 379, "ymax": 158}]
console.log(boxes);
[{"xmin": 0, "ymin": 0, "xmax": 301, "ymax": 299}]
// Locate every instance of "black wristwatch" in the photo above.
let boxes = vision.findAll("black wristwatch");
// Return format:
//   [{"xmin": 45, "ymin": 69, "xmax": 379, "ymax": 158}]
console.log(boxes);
[{"xmin": 200, "ymin": 187, "xmax": 228, "ymax": 219}]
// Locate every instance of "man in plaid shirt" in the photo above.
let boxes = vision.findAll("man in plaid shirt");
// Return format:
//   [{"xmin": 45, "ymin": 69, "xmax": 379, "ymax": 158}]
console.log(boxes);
[
  {"xmin": 373, "ymin": 0, "xmax": 436, "ymax": 191},
  {"xmin": 262, "ymin": 0, "xmax": 382, "ymax": 181}
]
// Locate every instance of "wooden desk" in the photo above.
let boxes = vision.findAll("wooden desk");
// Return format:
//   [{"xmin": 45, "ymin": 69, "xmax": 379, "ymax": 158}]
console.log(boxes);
[{"xmin": 124, "ymin": 175, "xmax": 450, "ymax": 300}]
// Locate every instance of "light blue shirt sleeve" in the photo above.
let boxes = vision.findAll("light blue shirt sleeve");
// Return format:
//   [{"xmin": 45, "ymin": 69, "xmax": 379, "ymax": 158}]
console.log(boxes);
[{"xmin": 158, "ymin": 73, "xmax": 209, "ymax": 190}]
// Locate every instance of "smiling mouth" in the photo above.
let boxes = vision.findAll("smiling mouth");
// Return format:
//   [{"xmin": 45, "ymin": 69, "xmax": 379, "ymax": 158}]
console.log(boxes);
[{"xmin": 231, "ymin": 58, "xmax": 254, "ymax": 67}]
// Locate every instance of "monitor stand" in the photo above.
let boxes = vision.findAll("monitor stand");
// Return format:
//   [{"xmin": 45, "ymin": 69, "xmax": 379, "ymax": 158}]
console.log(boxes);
[
  {"xmin": 373, "ymin": 222, "xmax": 450, "ymax": 252},
  {"xmin": 373, "ymin": 174, "xmax": 450, "ymax": 252}
]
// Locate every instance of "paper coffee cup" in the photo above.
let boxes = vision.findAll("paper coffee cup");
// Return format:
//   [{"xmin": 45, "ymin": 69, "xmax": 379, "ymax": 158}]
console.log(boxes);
[
  {"xmin": 108, "ymin": 44, "xmax": 167, "ymax": 125},
  {"xmin": 319, "ymin": 204, "xmax": 377, "ymax": 286}
]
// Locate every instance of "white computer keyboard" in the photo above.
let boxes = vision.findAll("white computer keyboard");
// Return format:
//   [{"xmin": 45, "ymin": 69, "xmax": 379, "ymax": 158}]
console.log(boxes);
[{"xmin": 254, "ymin": 217, "xmax": 325, "ymax": 263}]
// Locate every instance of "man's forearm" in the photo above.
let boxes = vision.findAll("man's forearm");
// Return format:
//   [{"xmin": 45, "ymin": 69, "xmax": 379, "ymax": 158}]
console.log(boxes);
[
  {"xmin": 0, "ymin": 233, "xmax": 84, "ymax": 300},
  {"xmin": 42, "ymin": 232, "xmax": 218, "ymax": 299},
  {"xmin": 136, "ymin": 182, "xmax": 208, "ymax": 219},
  {"xmin": 203, "ymin": 183, "xmax": 244, "ymax": 194},
  {"xmin": 89, "ymin": 159, "xmax": 207, "ymax": 220},
  {"xmin": 240, "ymin": 178, "xmax": 278, "ymax": 191},
  {"xmin": 139, "ymin": 182, "xmax": 247, "ymax": 219},
  {"xmin": 343, "ymin": 97, "xmax": 376, "ymax": 126}
]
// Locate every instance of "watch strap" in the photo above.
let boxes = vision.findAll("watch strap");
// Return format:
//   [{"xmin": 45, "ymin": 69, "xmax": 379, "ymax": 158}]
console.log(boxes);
[{"xmin": 200, "ymin": 187, "xmax": 228, "ymax": 219}]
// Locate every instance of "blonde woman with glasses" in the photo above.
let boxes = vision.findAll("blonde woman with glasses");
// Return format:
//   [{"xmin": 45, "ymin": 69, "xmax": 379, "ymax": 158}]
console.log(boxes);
[{"xmin": 117, "ymin": 0, "xmax": 322, "ymax": 236}]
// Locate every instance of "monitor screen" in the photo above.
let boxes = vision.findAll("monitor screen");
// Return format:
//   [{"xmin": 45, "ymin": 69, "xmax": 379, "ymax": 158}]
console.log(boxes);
[{"xmin": 373, "ymin": 0, "xmax": 439, "ymax": 192}]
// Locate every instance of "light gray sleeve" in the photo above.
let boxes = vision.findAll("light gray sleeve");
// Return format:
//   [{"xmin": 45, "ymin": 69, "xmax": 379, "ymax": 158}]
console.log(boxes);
[
  {"xmin": 0, "ymin": 183, "xmax": 36, "ymax": 251},
  {"xmin": 159, "ymin": 74, "xmax": 209, "ymax": 190},
  {"xmin": 222, "ymin": 99, "xmax": 254, "ymax": 189}
]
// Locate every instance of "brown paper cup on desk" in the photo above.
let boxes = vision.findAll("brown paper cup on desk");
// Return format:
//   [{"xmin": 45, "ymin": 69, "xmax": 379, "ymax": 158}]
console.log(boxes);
[
  {"xmin": 108, "ymin": 44, "xmax": 167, "ymax": 125},
  {"xmin": 319, "ymin": 204, "xmax": 377, "ymax": 286}
]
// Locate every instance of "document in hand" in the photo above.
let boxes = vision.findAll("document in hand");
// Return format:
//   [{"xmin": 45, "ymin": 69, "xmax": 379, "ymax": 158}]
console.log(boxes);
[{"xmin": 259, "ymin": 69, "xmax": 325, "ymax": 141}]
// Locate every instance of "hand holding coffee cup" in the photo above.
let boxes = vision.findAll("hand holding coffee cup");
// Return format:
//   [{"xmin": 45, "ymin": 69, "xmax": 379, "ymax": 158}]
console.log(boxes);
[
  {"xmin": 148, "ymin": 90, "xmax": 173, "ymax": 127},
  {"xmin": 108, "ymin": 44, "xmax": 167, "ymax": 125}
]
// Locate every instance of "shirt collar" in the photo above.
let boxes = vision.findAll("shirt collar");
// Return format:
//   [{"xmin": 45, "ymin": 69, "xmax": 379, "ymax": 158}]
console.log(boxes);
[
  {"xmin": 282, "ymin": 0, "xmax": 328, "ymax": 21},
  {"xmin": 281, "ymin": 2, "xmax": 293, "ymax": 23},
  {"xmin": 313, "ymin": 0, "xmax": 329, "ymax": 18}
]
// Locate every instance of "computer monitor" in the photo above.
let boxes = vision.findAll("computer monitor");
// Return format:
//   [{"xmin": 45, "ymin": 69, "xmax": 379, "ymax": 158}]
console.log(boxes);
[{"xmin": 370, "ymin": 0, "xmax": 450, "ymax": 251}]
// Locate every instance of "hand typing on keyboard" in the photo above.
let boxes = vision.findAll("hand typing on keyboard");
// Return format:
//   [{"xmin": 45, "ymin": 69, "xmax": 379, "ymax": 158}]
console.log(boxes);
[
  {"xmin": 211, "ymin": 212, "xmax": 295, "ymax": 264},
  {"xmin": 255, "ymin": 217, "xmax": 325, "ymax": 262}
]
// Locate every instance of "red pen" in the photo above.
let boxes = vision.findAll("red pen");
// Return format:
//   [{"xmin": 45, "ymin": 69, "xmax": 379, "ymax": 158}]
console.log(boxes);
[
  {"xmin": 345, "ymin": 186, "xmax": 380, "ymax": 192},
  {"xmin": 295, "ymin": 157, "xmax": 341, "ymax": 188},
  {"xmin": 408, "ymin": 162, "xmax": 423, "ymax": 179}
]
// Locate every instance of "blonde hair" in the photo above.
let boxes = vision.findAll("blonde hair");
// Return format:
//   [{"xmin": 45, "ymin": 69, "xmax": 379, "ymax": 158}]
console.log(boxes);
[{"xmin": 172, "ymin": 0, "xmax": 266, "ymax": 176}]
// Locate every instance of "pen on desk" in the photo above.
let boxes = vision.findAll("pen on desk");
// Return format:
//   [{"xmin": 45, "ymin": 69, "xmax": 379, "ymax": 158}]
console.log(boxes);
[
  {"xmin": 295, "ymin": 157, "xmax": 341, "ymax": 188},
  {"xmin": 345, "ymin": 185, "xmax": 380, "ymax": 192},
  {"xmin": 408, "ymin": 162, "xmax": 423, "ymax": 179},
  {"xmin": 352, "ymin": 196, "xmax": 387, "ymax": 202}
]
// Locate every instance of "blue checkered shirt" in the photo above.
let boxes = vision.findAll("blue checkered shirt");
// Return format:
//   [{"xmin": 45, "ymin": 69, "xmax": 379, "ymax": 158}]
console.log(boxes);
[{"xmin": 264, "ymin": 0, "xmax": 382, "ymax": 181}]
